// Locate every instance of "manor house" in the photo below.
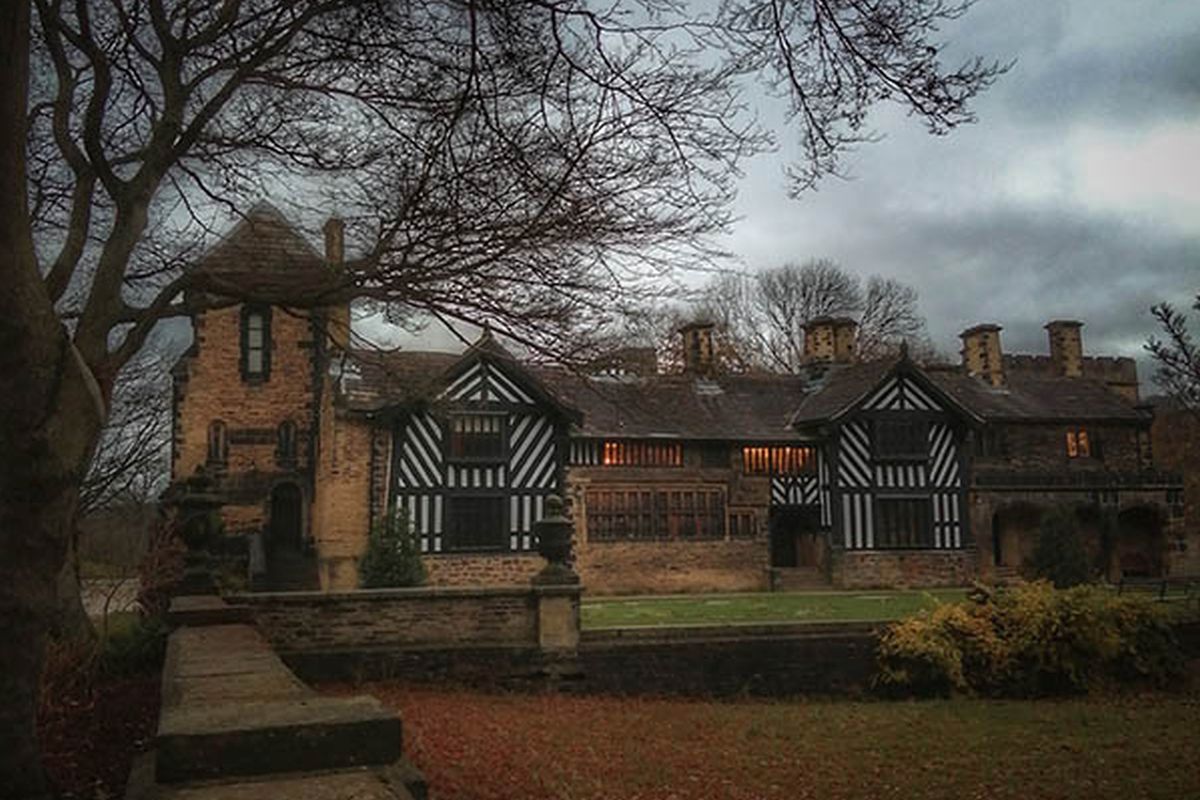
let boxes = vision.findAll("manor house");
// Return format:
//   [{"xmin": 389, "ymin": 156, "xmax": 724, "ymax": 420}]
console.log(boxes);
[{"xmin": 169, "ymin": 204, "xmax": 1193, "ymax": 593}]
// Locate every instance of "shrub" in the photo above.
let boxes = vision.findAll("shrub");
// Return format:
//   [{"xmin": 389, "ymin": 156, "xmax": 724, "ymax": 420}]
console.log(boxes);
[
  {"xmin": 359, "ymin": 513, "xmax": 426, "ymax": 589},
  {"xmin": 1029, "ymin": 506, "xmax": 1092, "ymax": 588},
  {"xmin": 98, "ymin": 615, "xmax": 168, "ymax": 678},
  {"xmin": 875, "ymin": 581, "xmax": 1184, "ymax": 698}
]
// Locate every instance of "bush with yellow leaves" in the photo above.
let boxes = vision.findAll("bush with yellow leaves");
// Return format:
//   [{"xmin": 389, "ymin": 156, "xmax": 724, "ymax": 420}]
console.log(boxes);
[{"xmin": 875, "ymin": 581, "xmax": 1183, "ymax": 697}]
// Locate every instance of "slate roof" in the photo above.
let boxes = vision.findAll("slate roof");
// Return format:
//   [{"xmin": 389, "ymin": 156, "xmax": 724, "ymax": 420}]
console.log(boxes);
[
  {"xmin": 339, "ymin": 346, "xmax": 810, "ymax": 440},
  {"xmin": 534, "ymin": 370, "xmax": 811, "ymax": 441},
  {"xmin": 340, "ymin": 339, "xmax": 1146, "ymax": 435},
  {"xmin": 927, "ymin": 369, "xmax": 1146, "ymax": 422},
  {"xmin": 788, "ymin": 356, "xmax": 1145, "ymax": 426},
  {"xmin": 188, "ymin": 203, "xmax": 344, "ymax": 304}
]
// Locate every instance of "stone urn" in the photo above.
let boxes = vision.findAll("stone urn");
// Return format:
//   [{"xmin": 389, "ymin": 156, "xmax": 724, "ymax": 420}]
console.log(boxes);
[{"xmin": 533, "ymin": 495, "xmax": 579, "ymax": 585}]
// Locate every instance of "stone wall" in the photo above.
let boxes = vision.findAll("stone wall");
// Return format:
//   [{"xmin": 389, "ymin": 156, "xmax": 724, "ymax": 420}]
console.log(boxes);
[
  {"xmin": 312, "ymin": 413, "xmax": 373, "ymax": 590},
  {"xmin": 423, "ymin": 554, "xmax": 547, "ymax": 586},
  {"xmin": 577, "ymin": 624, "xmax": 879, "ymax": 696},
  {"xmin": 575, "ymin": 539, "xmax": 769, "ymax": 595},
  {"xmin": 1151, "ymin": 409, "xmax": 1200, "ymax": 576},
  {"xmin": 974, "ymin": 422, "xmax": 1144, "ymax": 474},
  {"xmin": 829, "ymin": 549, "xmax": 974, "ymax": 589},
  {"xmin": 232, "ymin": 585, "xmax": 578, "ymax": 653}
]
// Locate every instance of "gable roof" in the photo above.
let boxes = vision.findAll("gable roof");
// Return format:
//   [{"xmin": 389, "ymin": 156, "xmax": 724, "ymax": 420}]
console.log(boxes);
[
  {"xmin": 789, "ymin": 354, "xmax": 983, "ymax": 428},
  {"xmin": 339, "ymin": 333, "xmax": 581, "ymax": 423},
  {"xmin": 188, "ymin": 202, "xmax": 343, "ymax": 305}
]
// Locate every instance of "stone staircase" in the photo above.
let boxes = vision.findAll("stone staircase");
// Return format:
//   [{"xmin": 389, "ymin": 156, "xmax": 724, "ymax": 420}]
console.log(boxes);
[
  {"xmin": 768, "ymin": 567, "xmax": 830, "ymax": 592},
  {"xmin": 992, "ymin": 566, "xmax": 1024, "ymax": 585},
  {"xmin": 127, "ymin": 596, "xmax": 425, "ymax": 800}
]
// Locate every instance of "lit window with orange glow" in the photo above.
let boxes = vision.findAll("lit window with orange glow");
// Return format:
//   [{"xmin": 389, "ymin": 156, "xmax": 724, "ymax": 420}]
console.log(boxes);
[
  {"xmin": 741, "ymin": 446, "xmax": 813, "ymax": 475},
  {"xmin": 601, "ymin": 440, "xmax": 682, "ymax": 467},
  {"xmin": 1066, "ymin": 427, "xmax": 1091, "ymax": 459}
]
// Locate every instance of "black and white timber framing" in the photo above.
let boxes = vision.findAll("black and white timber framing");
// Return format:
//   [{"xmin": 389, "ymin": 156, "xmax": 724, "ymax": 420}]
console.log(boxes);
[
  {"xmin": 389, "ymin": 339, "xmax": 576, "ymax": 553},
  {"xmin": 794, "ymin": 357, "xmax": 981, "ymax": 552}
]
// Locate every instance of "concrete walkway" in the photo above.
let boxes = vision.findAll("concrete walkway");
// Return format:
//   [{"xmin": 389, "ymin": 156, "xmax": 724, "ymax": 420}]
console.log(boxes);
[{"xmin": 127, "ymin": 596, "xmax": 424, "ymax": 799}]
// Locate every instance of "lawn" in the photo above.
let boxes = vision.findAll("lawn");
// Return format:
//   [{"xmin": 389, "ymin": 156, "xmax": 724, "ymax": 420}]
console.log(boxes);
[
  {"xmin": 343, "ymin": 684, "xmax": 1200, "ymax": 800},
  {"xmin": 581, "ymin": 589, "xmax": 968, "ymax": 629}
]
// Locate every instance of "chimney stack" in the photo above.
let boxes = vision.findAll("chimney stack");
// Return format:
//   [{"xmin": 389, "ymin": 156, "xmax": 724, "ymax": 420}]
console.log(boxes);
[
  {"xmin": 803, "ymin": 317, "xmax": 858, "ymax": 364},
  {"xmin": 322, "ymin": 216, "xmax": 349, "ymax": 350},
  {"xmin": 323, "ymin": 216, "xmax": 345, "ymax": 268},
  {"xmin": 679, "ymin": 321, "xmax": 715, "ymax": 375},
  {"xmin": 960, "ymin": 324, "xmax": 1005, "ymax": 387},
  {"xmin": 1045, "ymin": 320, "xmax": 1084, "ymax": 378}
]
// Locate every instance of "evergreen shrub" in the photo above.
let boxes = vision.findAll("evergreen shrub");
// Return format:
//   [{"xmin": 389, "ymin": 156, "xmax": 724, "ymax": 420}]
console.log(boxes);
[{"xmin": 359, "ymin": 513, "xmax": 427, "ymax": 589}]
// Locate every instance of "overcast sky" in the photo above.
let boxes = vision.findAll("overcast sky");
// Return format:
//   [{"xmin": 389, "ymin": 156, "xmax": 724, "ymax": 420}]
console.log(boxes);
[
  {"xmin": 721, "ymin": 0, "xmax": 1199, "ymax": 375},
  {"xmin": 367, "ymin": 0, "xmax": 1199, "ymax": 382}
]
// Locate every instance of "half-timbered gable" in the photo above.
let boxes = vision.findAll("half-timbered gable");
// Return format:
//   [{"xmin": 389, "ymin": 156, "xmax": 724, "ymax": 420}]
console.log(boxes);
[
  {"xmin": 792, "ymin": 353, "xmax": 982, "ymax": 560},
  {"xmin": 386, "ymin": 334, "xmax": 578, "ymax": 555}
]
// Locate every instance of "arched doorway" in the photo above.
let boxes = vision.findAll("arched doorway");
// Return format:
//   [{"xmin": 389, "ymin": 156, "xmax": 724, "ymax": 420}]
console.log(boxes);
[
  {"xmin": 1115, "ymin": 506, "xmax": 1165, "ymax": 579},
  {"xmin": 265, "ymin": 483, "xmax": 317, "ymax": 590},
  {"xmin": 991, "ymin": 503, "xmax": 1042, "ymax": 570},
  {"xmin": 269, "ymin": 483, "xmax": 303, "ymax": 552}
]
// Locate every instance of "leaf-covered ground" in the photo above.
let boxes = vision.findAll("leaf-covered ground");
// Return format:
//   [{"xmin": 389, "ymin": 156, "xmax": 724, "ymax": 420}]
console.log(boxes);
[{"xmin": 339, "ymin": 683, "xmax": 1200, "ymax": 800}]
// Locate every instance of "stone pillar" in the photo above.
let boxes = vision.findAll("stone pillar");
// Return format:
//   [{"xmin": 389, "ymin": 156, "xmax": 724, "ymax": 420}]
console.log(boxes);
[
  {"xmin": 960, "ymin": 324, "xmax": 1006, "ymax": 387},
  {"xmin": 532, "ymin": 496, "xmax": 582, "ymax": 657},
  {"xmin": 1046, "ymin": 319, "xmax": 1084, "ymax": 378}
]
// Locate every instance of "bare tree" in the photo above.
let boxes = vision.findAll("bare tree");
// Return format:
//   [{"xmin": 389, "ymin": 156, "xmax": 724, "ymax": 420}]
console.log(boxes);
[
  {"xmin": 0, "ymin": 1, "xmax": 1004, "ymax": 793},
  {"xmin": 699, "ymin": 260, "xmax": 927, "ymax": 372},
  {"xmin": 1148, "ymin": 294, "xmax": 1200, "ymax": 414}
]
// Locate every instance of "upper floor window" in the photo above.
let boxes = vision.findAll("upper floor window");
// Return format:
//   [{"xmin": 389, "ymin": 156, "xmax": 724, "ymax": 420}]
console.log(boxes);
[
  {"xmin": 602, "ymin": 439, "xmax": 683, "ymax": 467},
  {"xmin": 240, "ymin": 305, "xmax": 271, "ymax": 382},
  {"xmin": 1066, "ymin": 426, "xmax": 1092, "ymax": 459},
  {"xmin": 276, "ymin": 420, "xmax": 297, "ymax": 466},
  {"xmin": 873, "ymin": 420, "xmax": 928, "ymax": 460},
  {"xmin": 448, "ymin": 414, "xmax": 506, "ymax": 461},
  {"xmin": 742, "ymin": 446, "xmax": 814, "ymax": 475},
  {"xmin": 207, "ymin": 420, "xmax": 228, "ymax": 465}
]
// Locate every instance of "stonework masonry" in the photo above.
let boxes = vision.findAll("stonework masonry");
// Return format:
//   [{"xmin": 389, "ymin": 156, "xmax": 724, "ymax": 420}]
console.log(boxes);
[
  {"xmin": 576, "ymin": 539, "xmax": 768, "ymax": 594},
  {"xmin": 829, "ymin": 549, "xmax": 975, "ymax": 589}
]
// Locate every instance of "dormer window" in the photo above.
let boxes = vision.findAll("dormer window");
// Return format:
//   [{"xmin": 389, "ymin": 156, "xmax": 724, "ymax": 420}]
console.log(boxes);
[
  {"xmin": 1066, "ymin": 426, "xmax": 1091, "ymax": 459},
  {"xmin": 240, "ymin": 305, "xmax": 272, "ymax": 382}
]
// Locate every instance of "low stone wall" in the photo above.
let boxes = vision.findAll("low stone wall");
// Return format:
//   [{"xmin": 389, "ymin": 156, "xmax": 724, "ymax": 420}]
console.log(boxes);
[
  {"xmin": 576, "ymin": 539, "xmax": 769, "ymax": 595},
  {"xmin": 423, "ymin": 553, "xmax": 547, "ymax": 587},
  {"xmin": 577, "ymin": 623, "xmax": 880, "ymax": 696},
  {"xmin": 230, "ymin": 585, "xmax": 581, "ymax": 684},
  {"xmin": 829, "ymin": 549, "xmax": 975, "ymax": 589}
]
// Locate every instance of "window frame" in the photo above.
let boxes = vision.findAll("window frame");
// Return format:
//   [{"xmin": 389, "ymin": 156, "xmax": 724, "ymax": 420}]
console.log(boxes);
[
  {"xmin": 239, "ymin": 304, "xmax": 272, "ymax": 382},
  {"xmin": 276, "ymin": 420, "xmax": 298, "ymax": 467},
  {"xmin": 600, "ymin": 439, "xmax": 683, "ymax": 468},
  {"xmin": 443, "ymin": 494, "xmax": 509, "ymax": 552},
  {"xmin": 585, "ymin": 486, "xmax": 726, "ymax": 542},
  {"xmin": 1066, "ymin": 426, "xmax": 1092, "ymax": 459},
  {"xmin": 872, "ymin": 419, "xmax": 929, "ymax": 462},
  {"xmin": 873, "ymin": 496, "xmax": 935, "ymax": 550},
  {"xmin": 446, "ymin": 412, "xmax": 508, "ymax": 464},
  {"xmin": 206, "ymin": 420, "xmax": 228, "ymax": 466},
  {"xmin": 741, "ymin": 445, "xmax": 815, "ymax": 476}
]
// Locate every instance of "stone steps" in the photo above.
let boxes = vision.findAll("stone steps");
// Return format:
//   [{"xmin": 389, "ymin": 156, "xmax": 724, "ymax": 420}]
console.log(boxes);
[{"xmin": 129, "ymin": 597, "xmax": 424, "ymax": 800}]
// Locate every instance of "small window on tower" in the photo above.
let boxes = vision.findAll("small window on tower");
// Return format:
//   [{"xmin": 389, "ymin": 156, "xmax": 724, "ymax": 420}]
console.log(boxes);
[
  {"xmin": 1066, "ymin": 427, "xmax": 1091, "ymax": 459},
  {"xmin": 240, "ymin": 305, "xmax": 271, "ymax": 381},
  {"xmin": 276, "ymin": 420, "xmax": 297, "ymax": 466},
  {"xmin": 207, "ymin": 420, "xmax": 228, "ymax": 465}
]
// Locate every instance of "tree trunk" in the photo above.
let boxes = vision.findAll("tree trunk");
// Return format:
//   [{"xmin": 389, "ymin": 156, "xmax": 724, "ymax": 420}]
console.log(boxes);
[
  {"xmin": 0, "ymin": 4, "xmax": 106, "ymax": 797},
  {"xmin": 54, "ymin": 530, "xmax": 98, "ymax": 645}
]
